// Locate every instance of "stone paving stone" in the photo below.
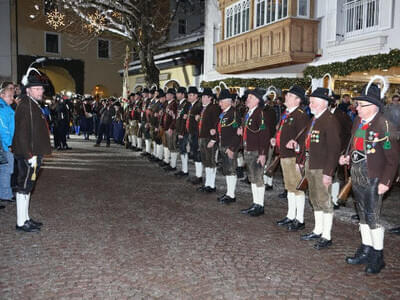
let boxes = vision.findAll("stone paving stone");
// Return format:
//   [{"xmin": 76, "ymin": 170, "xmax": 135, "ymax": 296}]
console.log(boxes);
[{"xmin": 0, "ymin": 136, "xmax": 400, "ymax": 299}]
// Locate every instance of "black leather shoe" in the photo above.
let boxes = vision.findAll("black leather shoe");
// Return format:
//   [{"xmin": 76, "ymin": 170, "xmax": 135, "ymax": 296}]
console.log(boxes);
[
  {"xmin": 63, "ymin": 146, "xmax": 72, "ymax": 150},
  {"xmin": 16, "ymin": 221, "xmax": 40, "ymax": 232},
  {"xmin": 158, "ymin": 161, "xmax": 169, "ymax": 167},
  {"xmin": 365, "ymin": 249, "xmax": 385, "ymax": 274},
  {"xmin": 174, "ymin": 171, "xmax": 188, "ymax": 177},
  {"xmin": 313, "ymin": 238, "xmax": 332, "ymax": 250},
  {"xmin": 204, "ymin": 186, "xmax": 216, "ymax": 193},
  {"xmin": 28, "ymin": 218, "xmax": 43, "ymax": 227},
  {"xmin": 276, "ymin": 217, "xmax": 293, "ymax": 226},
  {"xmin": 287, "ymin": 219, "xmax": 305, "ymax": 231},
  {"xmin": 164, "ymin": 166, "xmax": 177, "ymax": 172},
  {"xmin": 217, "ymin": 194, "xmax": 226, "ymax": 202},
  {"xmin": 190, "ymin": 177, "xmax": 203, "ymax": 185},
  {"xmin": 197, "ymin": 186, "xmax": 207, "ymax": 192},
  {"xmin": 389, "ymin": 226, "xmax": 400, "ymax": 235},
  {"xmin": 249, "ymin": 204, "xmax": 264, "ymax": 217},
  {"xmin": 265, "ymin": 184, "xmax": 273, "ymax": 191},
  {"xmin": 278, "ymin": 190, "xmax": 288, "ymax": 199},
  {"xmin": 346, "ymin": 244, "xmax": 372, "ymax": 265},
  {"xmin": 300, "ymin": 232, "xmax": 322, "ymax": 241},
  {"xmin": 241, "ymin": 203, "xmax": 257, "ymax": 214},
  {"xmin": 333, "ymin": 203, "xmax": 340, "ymax": 210},
  {"xmin": 351, "ymin": 214, "xmax": 360, "ymax": 222},
  {"xmin": 140, "ymin": 152, "xmax": 149, "ymax": 157},
  {"xmin": 220, "ymin": 195, "xmax": 236, "ymax": 204},
  {"xmin": 0, "ymin": 205, "xmax": 5, "ymax": 209}
]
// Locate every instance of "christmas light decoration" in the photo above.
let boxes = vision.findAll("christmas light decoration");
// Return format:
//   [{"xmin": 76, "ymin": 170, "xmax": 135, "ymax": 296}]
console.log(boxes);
[
  {"xmin": 46, "ymin": 9, "xmax": 65, "ymax": 30},
  {"xmin": 83, "ymin": 11, "xmax": 106, "ymax": 34}
]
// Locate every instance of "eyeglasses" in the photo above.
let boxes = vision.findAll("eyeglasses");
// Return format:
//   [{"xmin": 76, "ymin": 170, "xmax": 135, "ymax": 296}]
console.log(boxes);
[{"xmin": 354, "ymin": 102, "xmax": 373, "ymax": 108}]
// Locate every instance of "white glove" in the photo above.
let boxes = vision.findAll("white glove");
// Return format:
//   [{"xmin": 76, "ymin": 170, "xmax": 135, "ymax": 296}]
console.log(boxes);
[{"xmin": 28, "ymin": 156, "xmax": 37, "ymax": 168}]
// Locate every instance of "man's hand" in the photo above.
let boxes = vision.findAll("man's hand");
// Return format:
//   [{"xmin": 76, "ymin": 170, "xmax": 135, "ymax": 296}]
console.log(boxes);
[
  {"xmin": 183, "ymin": 114, "xmax": 188, "ymax": 119},
  {"xmin": 322, "ymin": 175, "xmax": 332, "ymax": 188},
  {"xmin": 226, "ymin": 148, "xmax": 234, "ymax": 159},
  {"xmin": 195, "ymin": 115, "xmax": 200, "ymax": 122},
  {"xmin": 237, "ymin": 127, "xmax": 243, "ymax": 136},
  {"xmin": 210, "ymin": 129, "xmax": 216, "ymax": 136},
  {"xmin": 207, "ymin": 140, "xmax": 215, "ymax": 148},
  {"xmin": 270, "ymin": 138, "xmax": 276, "ymax": 147},
  {"xmin": 257, "ymin": 155, "xmax": 266, "ymax": 167},
  {"xmin": 168, "ymin": 129, "xmax": 173, "ymax": 135},
  {"xmin": 339, "ymin": 155, "xmax": 350, "ymax": 165},
  {"xmin": 286, "ymin": 139, "xmax": 298, "ymax": 149},
  {"xmin": 378, "ymin": 183, "xmax": 389, "ymax": 195},
  {"xmin": 178, "ymin": 135, "xmax": 183, "ymax": 139}
]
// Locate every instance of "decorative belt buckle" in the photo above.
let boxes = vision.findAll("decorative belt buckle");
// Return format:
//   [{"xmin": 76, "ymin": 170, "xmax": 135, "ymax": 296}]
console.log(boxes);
[{"xmin": 351, "ymin": 150, "xmax": 366, "ymax": 163}]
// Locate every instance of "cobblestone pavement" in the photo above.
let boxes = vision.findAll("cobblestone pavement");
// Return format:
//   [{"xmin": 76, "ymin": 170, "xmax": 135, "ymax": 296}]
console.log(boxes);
[{"xmin": 1, "ymin": 136, "xmax": 400, "ymax": 299}]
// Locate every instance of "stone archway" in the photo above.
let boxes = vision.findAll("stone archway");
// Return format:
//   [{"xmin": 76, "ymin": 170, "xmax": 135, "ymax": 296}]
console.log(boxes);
[
  {"xmin": 163, "ymin": 80, "xmax": 180, "ymax": 90},
  {"xmin": 38, "ymin": 66, "xmax": 76, "ymax": 95}
]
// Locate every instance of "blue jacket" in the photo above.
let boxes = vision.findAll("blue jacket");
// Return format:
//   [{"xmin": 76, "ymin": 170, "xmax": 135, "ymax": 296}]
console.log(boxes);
[{"xmin": 0, "ymin": 98, "xmax": 15, "ymax": 152}]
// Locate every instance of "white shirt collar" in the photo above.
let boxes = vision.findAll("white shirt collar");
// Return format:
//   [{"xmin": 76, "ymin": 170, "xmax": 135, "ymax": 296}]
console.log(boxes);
[
  {"xmin": 223, "ymin": 106, "xmax": 232, "ymax": 113},
  {"xmin": 314, "ymin": 108, "xmax": 327, "ymax": 119},
  {"xmin": 248, "ymin": 106, "xmax": 257, "ymax": 117},
  {"xmin": 287, "ymin": 106, "xmax": 298, "ymax": 114},
  {"xmin": 362, "ymin": 112, "xmax": 378, "ymax": 124}
]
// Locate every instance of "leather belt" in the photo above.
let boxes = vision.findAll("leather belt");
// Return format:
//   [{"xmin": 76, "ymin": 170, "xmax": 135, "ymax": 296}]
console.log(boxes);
[{"xmin": 351, "ymin": 150, "xmax": 366, "ymax": 163}]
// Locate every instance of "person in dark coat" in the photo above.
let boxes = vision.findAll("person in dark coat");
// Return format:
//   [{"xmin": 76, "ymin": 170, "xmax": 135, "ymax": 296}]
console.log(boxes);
[
  {"xmin": 12, "ymin": 70, "xmax": 52, "ymax": 232},
  {"xmin": 94, "ymin": 99, "xmax": 115, "ymax": 147}
]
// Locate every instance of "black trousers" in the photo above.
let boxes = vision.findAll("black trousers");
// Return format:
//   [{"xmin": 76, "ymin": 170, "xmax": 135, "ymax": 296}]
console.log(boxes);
[
  {"xmin": 189, "ymin": 133, "xmax": 201, "ymax": 162},
  {"xmin": 351, "ymin": 160, "xmax": 382, "ymax": 229},
  {"xmin": 96, "ymin": 123, "xmax": 111, "ymax": 145},
  {"xmin": 15, "ymin": 155, "xmax": 42, "ymax": 194}
]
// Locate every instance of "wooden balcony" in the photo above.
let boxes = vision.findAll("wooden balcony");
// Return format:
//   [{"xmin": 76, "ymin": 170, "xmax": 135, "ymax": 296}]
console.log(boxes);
[{"xmin": 216, "ymin": 18, "xmax": 319, "ymax": 74}]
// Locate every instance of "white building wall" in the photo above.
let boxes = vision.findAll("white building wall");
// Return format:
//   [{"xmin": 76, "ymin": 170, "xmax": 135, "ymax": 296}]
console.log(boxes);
[{"xmin": 203, "ymin": 0, "xmax": 400, "ymax": 84}]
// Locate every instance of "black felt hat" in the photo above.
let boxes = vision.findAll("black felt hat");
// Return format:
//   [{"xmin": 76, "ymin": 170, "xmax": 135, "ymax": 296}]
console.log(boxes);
[
  {"xmin": 202, "ymin": 88, "xmax": 214, "ymax": 98},
  {"xmin": 166, "ymin": 88, "xmax": 176, "ymax": 95},
  {"xmin": 23, "ymin": 71, "xmax": 48, "ymax": 88},
  {"xmin": 217, "ymin": 89, "xmax": 232, "ymax": 101},
  {"xmin": 353, "ymin": 82, "xmax": 386, "ymax": 109},
  {"xmin": 177, "ymin": 87, "xmax": 187, "ymax": 94},
  {"xmin": 142, "ymin": 88, "xmax": 150, "ymax": 93},
  {"xmin": 247, "ymin": 88, "xmax": 265, "ymax": 107},
  {"xmin": 188, "ymin": 86, "xmax": 199, "ymax": 94},
  {"xmin": 310, "ymin": 88, "xmax": 332, "ymax": 102},
  {"xmin": 158, "ymin": 90, "xmax": 166, "ymax": 98},
  {"xmin": 287, "ymin": 85, "xmax": 306, "ymax": 102}
]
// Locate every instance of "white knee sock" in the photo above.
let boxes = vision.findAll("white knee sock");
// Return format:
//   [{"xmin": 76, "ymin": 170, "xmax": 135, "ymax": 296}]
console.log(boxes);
[
  {"xmin": 226, "ymin": 175, "xmax": 237, "ymax": 198},
  {"xmin": 132, "ymin": 135, "xmax": 137, "ymax": 147},
  {"xmin": 145, "ymin": 139, "xmax": 151, "ymax": 153},
  {"xmin": 152, "ymin": 142, "xmax": 157, "ymax": 155},
  {"xmin": 128, "ymin": 135, "xmax": 132, "ymax": 143},
  {"xmin": 209, "ymin": 168, "xmax": 216, "ymax": 188},
  {"xmin": 204, "ymin": 168, "xmax": 210, "ymax": 187},
  {"xmin": 371, "ymin": 227, "xmax": 384, "ymax": 250},
  {"xmin": 287, "ymin": 192, "xmax": 296, "ymax": 220},
  {"xmin": 137, "ymin": 138, "xmax": 143, "ymax": 149},
  {"xmin": 295, "ymin": 193, "xmax": 305, "ymax": 223},
  {"xmin": 360, "ymin": 223, "xmax": 373, "ymax": 246},
  {"xmin": 163, "ymin": 147, "xmax": 170, "ymax": 163},
  {"xmin": 181, "ymin": 154, "xmax": 188, "ymax": 173},
  {"xmin": 195, "ymin": 162, "xmax": 203, "ymax": 178},
  {"xmin": 322, "ymin": 212, "xmax": 334, "ymax": 240},
  {"xmin": 25, "ymin": 193, "xmax": 30, "ymax": 221},
  {"xmin": 331, "ymin": 182, "xmax": 340, "ymax": 205},
  {"xmin": 215, "ymin": 149, "xmax": 219, "ymax": 162},
  {"xmin": 257, "ymin": 186, "xmax": 265, "ymax": 207},
  {"xmin": 16, "ymin": 193, "xmax": 27, "ymax": 226},
  {"xmin": 237, "ymin": 155, "xmax": 244, "ymax": 167},
  {"xmin": 266, "ymin": 176, "xmax": 273, "ymax": 186},
  {"xmin": 170, "ymin": 152, "xmax": 178, "ymax": 168},
  {"xmin": 313, "ymin": 211, "xmax": 324, "ymax": 235},
  {"xmin": 251, "ymin": 183, "xmax": 257, "ymax": 205},
  {"xmin": 157, "ymin": 145, "xmax": 163, "ymax": 160}
]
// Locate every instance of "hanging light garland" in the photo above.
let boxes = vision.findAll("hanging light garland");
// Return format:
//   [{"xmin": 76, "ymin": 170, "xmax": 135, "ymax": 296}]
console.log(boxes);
[
  {"xmin": 83, "ymin": 11, "xmax": 106, "ymax": 34},
  {"xmin": 46, "ymin": 8, "xmax": 66, "ymax": 30}
]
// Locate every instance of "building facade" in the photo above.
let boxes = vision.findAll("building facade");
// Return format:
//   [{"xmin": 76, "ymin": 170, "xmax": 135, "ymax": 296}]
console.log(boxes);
[
  {"xmin": 203, "ymin": 0, "xmax": 400, "ymax": 96},
  {"xmin": 1, "ymin": 0, "xmax": 127, "ymax": 97},
  {"xmin": 124, "ymin": 0, "xmax": 205, "ymax": 91}
]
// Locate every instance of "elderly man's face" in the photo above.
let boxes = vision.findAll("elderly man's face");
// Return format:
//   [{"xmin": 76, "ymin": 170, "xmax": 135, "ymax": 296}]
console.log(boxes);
[{"xmin": 27, "ymin": 86, "xmax": 45, "ymax": 101}]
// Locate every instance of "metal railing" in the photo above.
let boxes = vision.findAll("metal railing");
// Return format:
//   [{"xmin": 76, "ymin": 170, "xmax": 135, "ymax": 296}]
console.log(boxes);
[{"xmin": 343, "ymin": 0, "xmax": 379, "ymax": 37}]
